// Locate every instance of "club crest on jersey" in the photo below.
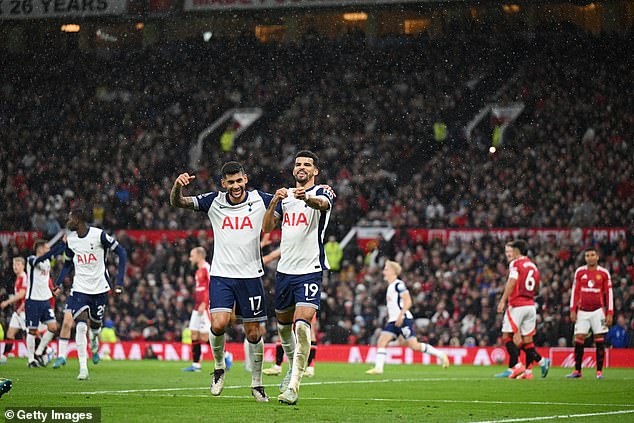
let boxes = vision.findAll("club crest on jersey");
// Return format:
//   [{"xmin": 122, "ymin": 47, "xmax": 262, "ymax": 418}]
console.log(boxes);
[
  {"xmin": 221, "ymin": 216, "xmax": 254, "ymax": 230},
  {"xmin": 283, "ymin": 212, "xmax": 308, "ymax": 227},
  {"xmin": 76, "ymin": 253, "xmax": 98, "ymax": 265}
]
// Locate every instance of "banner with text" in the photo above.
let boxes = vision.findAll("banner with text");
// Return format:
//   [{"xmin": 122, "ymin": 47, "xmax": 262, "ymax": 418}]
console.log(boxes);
[
  {"xmin": 0, "ymin": 0, "xmax": 127, "ymax": 20},
  {"xmin": 184, "ymin": 0, "xmax": 456, "ymax": 13},
  {"xmin": 3, "ymin": 341, "xmax": 633, "ymax": 368}
]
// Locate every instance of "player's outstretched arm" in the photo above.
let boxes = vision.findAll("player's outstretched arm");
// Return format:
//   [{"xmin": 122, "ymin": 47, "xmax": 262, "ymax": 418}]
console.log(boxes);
[
  {"xmin": 32, "ymin": 242, "xmax": 66, "ymax": 267},
  {"xmin": 170, "ymin": 173, "xmax": 196, "ymax": 210},
  {"xmin": 295, "ymin": 187, "xmax": 331, "ymax": 211}
]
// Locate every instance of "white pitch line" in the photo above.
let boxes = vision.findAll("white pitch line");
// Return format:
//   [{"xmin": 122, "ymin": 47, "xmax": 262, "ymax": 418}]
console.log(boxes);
[
  {"xmin": 466, "ymin": 409, "xmax": 634, "ymax": 423},
  {"xmin": 70, "ymin": 377, "xmax": 481, "ymax": 395}
]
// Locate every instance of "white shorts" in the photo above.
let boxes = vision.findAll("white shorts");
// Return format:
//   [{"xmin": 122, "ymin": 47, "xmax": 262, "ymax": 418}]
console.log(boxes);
[
  {"xmin": 9, "ymin": 311, "xmax": 26, "ymax": 331},
  {"xmin": 574, "ymin": 309, "xmax": 608, "ymax": 336},
  {"xmin": 502, "ymin": 305, "xmax": 536, "ymax": 336},
  {"xmin": 188, "ymin": 309, "xmax": 211, "ymax": 334}
]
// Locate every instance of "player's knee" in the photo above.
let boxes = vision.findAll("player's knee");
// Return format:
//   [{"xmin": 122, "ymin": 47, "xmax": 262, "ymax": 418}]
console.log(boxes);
[
  {"xmin": 245, "ymin": 332, "xmax": 260, "ymax": 343},
  {"xmin": 276, "ymin": 311, "xmax": 294, "ymax": 326},
  {"xmin": 243, "ymin": 323, "xmax": 262, "ymax": 343},
  {"xmin": 48, "ymin": 323, "xmax": 58, "ymax": 332},
  {"xmin": 211, "ymin": 315, "xmax": 229, "ymax": 330}
]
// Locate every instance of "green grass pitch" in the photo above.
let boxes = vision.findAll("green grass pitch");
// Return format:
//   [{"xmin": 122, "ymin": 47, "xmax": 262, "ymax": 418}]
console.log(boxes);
[{"xmin": 2, "ymin": 359, "xmax": 633, "ymax": 422}]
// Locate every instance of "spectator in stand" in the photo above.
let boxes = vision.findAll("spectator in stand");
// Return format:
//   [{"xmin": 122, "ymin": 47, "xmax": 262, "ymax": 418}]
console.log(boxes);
[{"xmin": 606, "ymin": 314, "xmax": 631, "ymax": 348}]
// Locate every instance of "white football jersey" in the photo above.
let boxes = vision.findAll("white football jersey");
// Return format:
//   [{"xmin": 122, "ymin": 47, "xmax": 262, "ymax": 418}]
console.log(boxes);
[
  {"xmin": 26, "ymin": 256, "xmax": 52, "ymax": 301},
  {"xmin": 65, "ymin": 227, "xmax": 119, "ymax": 295},
  {"xmin": 192, "ymin": 190, "xmax": 273, "ymax": 278},
  {"xmin": 274, "ymin": 186, "xmax": 333, "ymax": 275},
  {"xmin": 386, "ymin": 279, "xmax": 413, "ymax": 322}
]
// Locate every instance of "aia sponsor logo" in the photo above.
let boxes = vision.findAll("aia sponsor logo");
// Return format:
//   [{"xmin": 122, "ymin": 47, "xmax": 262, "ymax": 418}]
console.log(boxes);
[
  {"xmin": 76, "ymin": 253, "xmax": 98, "ymax": 265},
  {"xmin": 282, "ymin": 212, "xmax": 308, "ymax": 227},
  {"xmin": 221, "ymin": 216, "xmax": 254, "ymax": 230}
]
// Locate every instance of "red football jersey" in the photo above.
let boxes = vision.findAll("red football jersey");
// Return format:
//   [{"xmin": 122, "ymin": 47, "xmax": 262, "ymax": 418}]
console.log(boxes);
[
  {"xmin": 507, "ymin": 256, "xmax": 540, "ymax": 307},
  {"xmin": 570, "ymin": 265, "xmax": 613, "ymax": 314},
  {"xmin": 194, "ymin": 262, "xmax": 211, "ymax": 308},
  {"xmin": 14, "ymin": 272, "xmax": 27, "ymax": 312}
]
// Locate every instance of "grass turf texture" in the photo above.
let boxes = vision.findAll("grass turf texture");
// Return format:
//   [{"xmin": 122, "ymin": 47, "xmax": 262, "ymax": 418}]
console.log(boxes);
[{"xmin": 2, "ymin": 360, "xmax": 633, "ymax": 422}]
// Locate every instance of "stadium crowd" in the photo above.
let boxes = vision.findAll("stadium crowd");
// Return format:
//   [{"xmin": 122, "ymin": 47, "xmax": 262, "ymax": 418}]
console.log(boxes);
[{"xmin": 1, "ymin": 28, "xmax": 632, "ymax": 347}]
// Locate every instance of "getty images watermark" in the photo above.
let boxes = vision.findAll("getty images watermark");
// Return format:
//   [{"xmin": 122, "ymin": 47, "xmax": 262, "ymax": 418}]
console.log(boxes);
[{"xmin": 4, "ymin": 407, "xmax": 100, "ymax": 423}]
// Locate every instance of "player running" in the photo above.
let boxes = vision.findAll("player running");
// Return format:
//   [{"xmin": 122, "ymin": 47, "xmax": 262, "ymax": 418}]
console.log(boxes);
[
  {"xmin": 566, "ymin": 247, "xmax": 613, "ymax": 379},
  {"xmin": 365, "ymin": 260, "xmax": 449, "ymax": 375},
  {"xmin": 0, "ymin": 258, "xmax": 28, "ymax": 364},
  {"xmin": 182, "ymin": 247, "xmax": 212, "ymax": 372},
  {"xmin": 262, "ymin": 150, "xmax": 333, "ymax": 405},
  {"xmin": 495, "ymin": 240, "xmax": 550, "ymax": 379},
  {"xmin": 170, "ymin": 162, "xmax": 273, "ymax": 402},
  {"xmin": 25, "ymin": 240, "xmax": 64, "ymax": 367},
  {"xmin": 52, "ymin": 208, "xmax": 127, "ymax": 380}
]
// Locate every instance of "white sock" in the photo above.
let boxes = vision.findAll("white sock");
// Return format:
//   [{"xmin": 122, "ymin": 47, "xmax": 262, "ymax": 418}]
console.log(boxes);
[
  {"xmin": 58, "ymin": 338, "xmax": 69, "ymax": 359},
  {"xmin": 289, "ymin": 320, "xmax": 311, "ymax": 391},
  {"xmin": 36, "ymin": 330, "xmax": 55, "ymax": 356},
  {"xmin": 375, "ymin": 347, "xmax": 387, "ymax": 371},
  {"xmin": 76, "ymin": 322, "xmax": 88, "ymax": 372},
  {"xmin": 278, "ymin": 322, "xmax": 295, "ymax": 370},
  {"xmin": 210, "ymin": 331, "xmax": 226, "ymax": 370},
  {"xmin": 248, "ymin": 337, "xmax": 264, "ymax": 387},
  {"xmin": 243, "ymin": 339, "xmax": 251, "ymax": 371},
  {"xmin": 26, "ymin": 333, "xmax": 36, "ymax": 362},
  {"xmin": 421, "ymin": 343, "xmax": 445, "ymax": 360}
]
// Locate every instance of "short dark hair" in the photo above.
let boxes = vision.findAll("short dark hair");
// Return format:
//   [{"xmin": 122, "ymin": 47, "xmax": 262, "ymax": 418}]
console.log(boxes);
[
  {"xmin": 295, "ymin": 150, "xmax": 319, "ymax": 169},
  {"xmin": 34, "ymin": 239, "xmax": 47, "ymax": 252},
  {"xmin": 70, "ymin": 207, "xmax": 87, "ymax": 223},
  {"xmin": 506, "ymin": 240, "xmax": 528, "ymax": 255},
  {"xmin": 221, "ymin": 161, "xmax": 245, "ymax": 178},
  {"xmin": 584, "ymin": 246, "xmax": 598, "ymax": 254}
]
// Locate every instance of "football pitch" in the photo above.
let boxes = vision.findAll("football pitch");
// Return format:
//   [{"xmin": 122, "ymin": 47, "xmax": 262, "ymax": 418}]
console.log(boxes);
[{"xmin": 2, "ymin": 360, "xmax": 634, "ymax": 422}]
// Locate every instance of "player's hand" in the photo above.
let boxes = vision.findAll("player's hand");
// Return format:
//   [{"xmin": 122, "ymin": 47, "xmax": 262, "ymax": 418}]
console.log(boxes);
[
  {"xmin": 496, "ymin": 302, "xmax": 505, "ymax": 314},
  {"xmin": 0, "ymin": 300, "xmax": 7, "ymax": 309},
  {"xmin": 274, "ymin": 188, "xmax": 288, "ymax": 201},
  {"xmin": 53, "ymin": 286, "xmax": 62, "ymax": 297},
  {"xmin": 114, "ymin": 286, "xmax": 124, "ymax": 295},
  {"xmin": 175, "ymin": 173, "xmax": 196, "ymax": 187},
  {"xmin": 606, "ymin": 314, "xmax": 613, "ymax": 326},
  {"xmin": 395, "ymin": 314, "xmax": 404, "ymax": 327},
  {"xmin": 294, "ymin": 187, "xmax": 307, "ymax": 201},
  {"xmin": 320, "ymin": 184, "xmax": 337, "ymax": 198},
  {"xmin": 570, "ymin": 311, "xmax": 577, "ymax": 323}
]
